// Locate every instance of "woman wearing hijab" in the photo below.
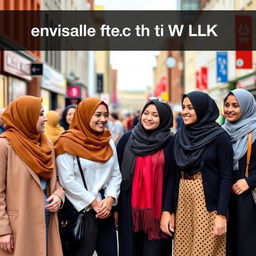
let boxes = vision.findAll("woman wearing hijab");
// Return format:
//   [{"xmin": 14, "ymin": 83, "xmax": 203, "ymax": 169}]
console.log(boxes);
[
  {"xmin": 45, "ymin": 110, "xmax": 65, "ymax": 143},
  {"xmin": 116, "ymin": 98, "xmax": 175, "ymax": 256},
  {"xmin": 173, "ymin": 91, "xmax": 233, "ymax": 256},
  {"xmin": 222, "ymin": 89, "xmax": 256, "ymax": 256},
  {"xmin": 55, "ymin": 97, "xmax": 121, "ymax": 256},
  {"xmin": 0, "ymin": 96, "xmax": 64, "ymax": 256},
  {"xmin": 60, "ymin": 105, "xmax": 76, "ymax": 131}
]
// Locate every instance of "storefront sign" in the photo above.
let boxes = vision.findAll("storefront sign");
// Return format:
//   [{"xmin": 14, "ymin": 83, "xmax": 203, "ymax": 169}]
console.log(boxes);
[
  {"xmin": 31, "ymin": 63, "xmax": 43, "ymax": 76},
  {"xmin": 67, "ymin": 85, "xmax": 81, "ymax": 98},
  {"xmin": 3, "ymin": 51, "xmax": 32, "ymax": 81},
  {"xmin": 42, "ymin": 64, "xmax": 66, "ymax": 95},
  {"xmin": 236, "ymin": 75, "xmax": 256, "ymax": 90}
]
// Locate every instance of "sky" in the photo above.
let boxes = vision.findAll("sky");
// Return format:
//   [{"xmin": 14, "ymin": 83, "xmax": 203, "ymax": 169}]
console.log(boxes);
[{"xmin": 94, "ymin": 0, "xmax": 178, "ymax": 91}]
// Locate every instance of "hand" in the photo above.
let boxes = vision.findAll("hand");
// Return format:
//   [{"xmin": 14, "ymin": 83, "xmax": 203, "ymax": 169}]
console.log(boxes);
[
  {"xmin": 114, "ymin": 211, "xmax": 119, "ymax": 230},
  {"xmin": 213, "ymin": 215, "xmax": 226, "ymax": 236},
  {"xmin": 45, "ymin": 194, "xmax": 62, "ymax": 212},
  {"xmin": 0, "ymin": 234, "xmax": 14, "ymax": 254},
  {"xmin": 90, "ymin": 200, "xmax": 101, "ymax": 213},
  {"xmin": 232, "ymin": 179, "xmax": 249, "ymax": 195},
  {"xmin": 96, "ymin": 197, "xmax": 114, "ymax": 219},
  {"xmin": 160, "ymin": 211, "xmax": 175, "ymax": 236}
]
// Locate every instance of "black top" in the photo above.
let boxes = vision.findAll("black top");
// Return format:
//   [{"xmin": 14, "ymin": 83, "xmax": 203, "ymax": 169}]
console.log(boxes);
[
  {"xmin": 238, "ymin": 140, "xmax": 256, "ymax": 188},
  {"xmin": 173, "ymin": 131, "xmax": 234, "ymax": 216},
  {"xmin": 116, "ymin": 131, "xmax": 176, "ymax": 256},
  {"xmin": 117, "ymin": 131, "xmax": 177, "ymax": 212}
]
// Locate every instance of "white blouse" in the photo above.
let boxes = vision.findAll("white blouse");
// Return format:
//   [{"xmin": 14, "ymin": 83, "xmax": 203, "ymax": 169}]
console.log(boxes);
[{"xmin": 56, "ymin": 140, "xmax": 122, "ymax": 212}]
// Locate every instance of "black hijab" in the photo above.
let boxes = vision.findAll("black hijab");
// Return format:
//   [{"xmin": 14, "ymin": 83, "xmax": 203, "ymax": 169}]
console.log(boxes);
[
  {"xmin": 121, "ymin": 99, "xmax": 173, "ymax": 190},
  {"xmin": 174, "ymin": 91, "xmax": 225, "ymax": 172}
]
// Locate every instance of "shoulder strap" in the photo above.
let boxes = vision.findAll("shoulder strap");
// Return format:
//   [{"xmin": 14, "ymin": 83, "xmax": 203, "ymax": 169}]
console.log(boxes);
[
  {"xmin": 245, "ymin": 132, "xmax": 253, "ymax": 177},
  {"xmin": 76, "ymin": 156, "xmax": 87, "ymax": 189}
]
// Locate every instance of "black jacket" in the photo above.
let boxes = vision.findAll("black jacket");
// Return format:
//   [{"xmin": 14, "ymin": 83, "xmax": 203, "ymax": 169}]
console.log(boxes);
[
  {"xmin": 116, "ymin": 131, "xmax": 176, "ymax": 256},
  {"xmin": 174, "ymin": 131, "xmax": 234, "ymax": 216}
]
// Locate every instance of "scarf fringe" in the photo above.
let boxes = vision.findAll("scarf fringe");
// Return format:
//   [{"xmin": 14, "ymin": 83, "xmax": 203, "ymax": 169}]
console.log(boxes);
[{"xmin": 132, "ymin": 208, "xmax": 168, "ymax": 240}]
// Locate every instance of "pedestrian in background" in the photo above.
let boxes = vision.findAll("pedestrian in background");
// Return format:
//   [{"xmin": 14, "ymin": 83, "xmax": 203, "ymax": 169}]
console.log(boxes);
[
  {"xmin": 108, "ymin": 112, "xmax": 124, "ymax": 144},
  {"xmin": 173, "ymin": 91, "xmax": 233, "ymax": 256},
  {"xmin": 222, "ymin": 89, "xmax": 256, "ymax": 256},
  {"xmin": 0, "ymin": 96, "xmax": 64, "ymax": 256},
  {"xmin": 45, "ymin": 110, "xmax": 65, "ymax": 143},
  {"xmin": 60, "ymin": 105, "xmax": 76, "ymax": 131},
  {"xmin": 0, "ymin": 108, "xmax": 5, "ymax": 134},
  {"xmin": 116, "ymin": 98, "xmax": 175, "ymax": 256},
  {"xmin": 132, "ymin": 110, "xmax": 141, "ymax": 128},
  {"xmin": 55, "ymin": 97, "xmax": 121, "ymax": 256}
]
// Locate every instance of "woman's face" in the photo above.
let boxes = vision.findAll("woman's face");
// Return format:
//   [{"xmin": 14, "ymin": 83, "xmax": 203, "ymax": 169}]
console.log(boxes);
[
  {"xmin": 181, "ymin": 97, "xmax": 197, "ymax": 125},
  {"xmin": 224, "ymin": 94, "xmax": 242, "ymax": 122},
  {"xmin": 66, "ymin": 107, "xmax": 76, "ymax": 125},
  {"xmin": 36, "ymin": 107, "xmax": 47, "ymax": 134},
  {"xmin": 141, "ymin": 104, "xmax": 160, "ymax": 130},
  {"xmin": 89, "ymin": 104, "xmax": 109, "ymax": 133}
]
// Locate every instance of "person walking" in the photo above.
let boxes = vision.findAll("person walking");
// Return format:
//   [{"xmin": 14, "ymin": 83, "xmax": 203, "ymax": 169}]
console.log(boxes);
[
  {"xmin": 108, "ymin": 112, "xmax": 124, "ymax": 145},
  {"xmin": 0, "ymin": 96, "xmax": 64, "ymax": 256},
  {"xmin": 60, "ymin": 105, "xmax": 76, "ymax": 131},
  {"xmin": 116, "ymin": 98, "xmax": 175, "ymax": 256},
  {"xmin": 173, "ymin": 91, "xmax": 233, "ymax": 256},
  {"xmin": 222, "ymin": 89, "xmax": 256, "ymax": 256},
  {"xmin": 55, "ymin": 97, "xmax": 121, "ymax": 256}
]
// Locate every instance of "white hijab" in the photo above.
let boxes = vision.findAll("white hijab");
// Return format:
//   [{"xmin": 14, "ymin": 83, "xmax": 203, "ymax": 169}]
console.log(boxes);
[{"xmin": 222, "ymin": 89, "xmax": 256, "ymax": 170}]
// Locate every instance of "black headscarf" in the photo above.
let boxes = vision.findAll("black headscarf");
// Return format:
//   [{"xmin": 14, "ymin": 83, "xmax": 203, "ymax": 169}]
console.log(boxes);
[
  {"xmin": 174, "ymin": 91, "xmax": 225, "ymax": 172},
  {"xmin": 121, "ymin": 99, "xmax": 173, "ymax": 190},
  {"xmin": 60, "ymin": 105, "xmax": 76, "ymax": 130}
]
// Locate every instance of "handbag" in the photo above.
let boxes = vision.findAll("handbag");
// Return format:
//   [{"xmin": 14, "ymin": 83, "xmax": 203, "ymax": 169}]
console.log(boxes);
[
  {"xmin": 245, "ymin": 132, "xmax": 256, "ymax": 204},
  {"xmin": 58, "ymin": 156, "xmax": 97, "ymax": 242}
]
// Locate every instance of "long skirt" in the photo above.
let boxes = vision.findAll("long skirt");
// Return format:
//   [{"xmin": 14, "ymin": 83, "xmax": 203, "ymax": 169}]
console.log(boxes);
[{"xmin": 174, "ymin": 172, "xmax": 226, "ymax": 256}]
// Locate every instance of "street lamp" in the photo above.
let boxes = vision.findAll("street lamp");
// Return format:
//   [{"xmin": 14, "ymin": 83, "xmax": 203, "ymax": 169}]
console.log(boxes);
[{"xmin": 166, "ymin": 55, "xmax": 176, "ymax": 102}]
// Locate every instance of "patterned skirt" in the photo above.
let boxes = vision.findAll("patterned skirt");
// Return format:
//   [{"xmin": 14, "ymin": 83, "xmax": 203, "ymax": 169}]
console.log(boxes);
[{"xmin": 174, "ymin": 172, "xmax": 226, "ymax": 256}]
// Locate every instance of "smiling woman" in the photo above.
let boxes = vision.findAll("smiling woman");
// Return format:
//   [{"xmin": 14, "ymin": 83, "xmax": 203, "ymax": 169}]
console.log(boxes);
[
  {"xmin": 222, "ymin": 89, "xmax": 256, "ymax": 256},
  {"xmin": 116, "ymin": 98, "xmax": 175, "ymax": 256},
  {"xmin": 55, "ymin": 97, "xmax": 121, "ymax": 256},
  {"xmin": 173, "ymin": 91, "xmax": 233, "ymax": 256},
  {"xmin": 0, "ymin": 96, "xmax": 64, "ymax": 256}
]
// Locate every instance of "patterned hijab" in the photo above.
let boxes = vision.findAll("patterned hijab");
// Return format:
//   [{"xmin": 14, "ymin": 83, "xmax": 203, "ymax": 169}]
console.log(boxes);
[
  {"xmin": 1, "ymin": 96, "xmax": 54, "ymax": 179},
  {"xmin": 222, "ymin": 89, "xmax": 256, "ymax": 170},
  {"xmin": 55, "ymin": 97, "xmax": 113, "ymax": 162},
  {"xmin": 174, "ymin": 91, "xmax": 225, "ymax": 171}
]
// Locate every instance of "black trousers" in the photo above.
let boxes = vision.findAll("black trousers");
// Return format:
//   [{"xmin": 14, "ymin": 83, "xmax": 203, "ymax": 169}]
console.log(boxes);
[
  {"xmin": 134, "ymin": 231, "xmax": 172, "ymax": 256},
  {"xmin": 61, "ymin": 214, "xmax": 117, "ymax": 256}
]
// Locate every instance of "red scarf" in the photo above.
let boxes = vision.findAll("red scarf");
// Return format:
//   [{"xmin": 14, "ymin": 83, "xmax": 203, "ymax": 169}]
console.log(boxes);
[{"xmin": 131, "ymin": 149, "xmax": 167, "ymax": 240}]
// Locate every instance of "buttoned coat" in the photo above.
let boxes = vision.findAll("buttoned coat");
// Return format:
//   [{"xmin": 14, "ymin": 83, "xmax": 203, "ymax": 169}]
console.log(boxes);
[{"xmin": 0, "ymin": 137, "xmax": 64, "ymax": 256}]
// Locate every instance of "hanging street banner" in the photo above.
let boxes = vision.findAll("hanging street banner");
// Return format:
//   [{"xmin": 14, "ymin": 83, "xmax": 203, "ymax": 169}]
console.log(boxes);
[{"xmin": 216, "ymin": 52, "xmax": 228, "ymax": 83}]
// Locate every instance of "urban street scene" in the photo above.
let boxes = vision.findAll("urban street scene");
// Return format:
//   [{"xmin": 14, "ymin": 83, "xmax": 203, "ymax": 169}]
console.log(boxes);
[{"xmin": 0, "ymin": 0, "xmax": 255, "ymax": 255}]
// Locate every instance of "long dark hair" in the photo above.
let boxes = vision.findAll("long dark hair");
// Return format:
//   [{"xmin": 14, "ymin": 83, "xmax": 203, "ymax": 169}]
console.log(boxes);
[{"xmin": 60, "ymin": 105, "xmax": 76, "ymax": 130}]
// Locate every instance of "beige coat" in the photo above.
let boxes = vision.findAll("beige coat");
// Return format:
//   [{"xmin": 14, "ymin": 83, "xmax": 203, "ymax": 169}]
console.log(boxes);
[{"xmin": 0, "ymin": 138, "xmax": 64, "ymax": 256}]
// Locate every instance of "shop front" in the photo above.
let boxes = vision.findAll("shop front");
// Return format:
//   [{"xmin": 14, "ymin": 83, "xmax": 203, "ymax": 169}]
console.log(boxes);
[
  {"xmin": 41, "ymin": 64, "xmax": 66, "ymax": 112},
  {"xmin": 235, "ymin": 72, "xmax": 256, "ymax": 98},
  {"xmin": 0, "ymin": 51, "xmax": 32, "ymax": 107}
]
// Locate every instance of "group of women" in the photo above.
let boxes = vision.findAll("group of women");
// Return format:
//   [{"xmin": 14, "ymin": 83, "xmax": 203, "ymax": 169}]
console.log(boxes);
[{"xmin": 0, "ymin": 88, "xmax": 255, "ymax": 256}]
